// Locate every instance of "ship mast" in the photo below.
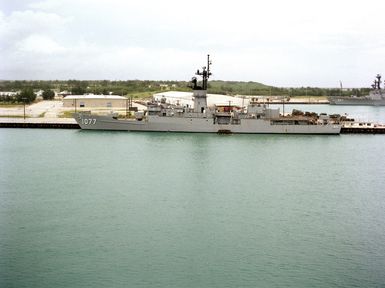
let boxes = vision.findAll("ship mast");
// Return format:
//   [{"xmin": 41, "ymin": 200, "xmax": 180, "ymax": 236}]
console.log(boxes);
[
  {"xmin": 193, "ymin": 54, "xmax": 212, "ymax": 90},
  {"xmin": 191, "ymin": 55, "xmax": 212, "ymax": 113},
  {"xmin": 376, "ymin": 74, "xmax": 381, "ymax": 90}
]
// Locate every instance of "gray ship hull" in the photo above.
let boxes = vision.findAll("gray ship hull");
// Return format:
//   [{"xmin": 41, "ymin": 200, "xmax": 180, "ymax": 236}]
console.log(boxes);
[
  {"xmin": 329, "ymin": 97, "xmax": 385, "ymax": 106},
  {"xmin": 74, "ymin": 113, "xmax": 341, "ymax": 134}
]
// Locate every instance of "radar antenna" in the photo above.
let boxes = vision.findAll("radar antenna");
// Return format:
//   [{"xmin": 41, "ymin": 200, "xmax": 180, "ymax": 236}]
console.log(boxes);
[{"xmin": 190, "ymin": 54, "xmax": 212, "ymax": 90}]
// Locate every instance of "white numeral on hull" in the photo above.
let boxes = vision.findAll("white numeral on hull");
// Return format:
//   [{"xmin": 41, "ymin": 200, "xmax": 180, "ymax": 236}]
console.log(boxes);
[{"xmin": 81, "ymin": 118, "xmax": 96, "ymax": 125}]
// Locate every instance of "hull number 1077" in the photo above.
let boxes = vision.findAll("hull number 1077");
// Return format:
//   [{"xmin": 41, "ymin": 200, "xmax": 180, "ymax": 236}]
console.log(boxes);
[{"xmin": 81, "ymin": 118, "xmax": 96, "ymax": 125}]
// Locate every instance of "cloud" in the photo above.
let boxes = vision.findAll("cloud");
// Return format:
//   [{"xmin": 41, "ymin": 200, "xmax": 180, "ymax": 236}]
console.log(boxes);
[
  {"xmin": 1, "ymin": 0, "xmax": 385, "ymax": 86},
  {"xmin": 0, "ymin": 9, "xmax": 70, "ymax": 52},
  {"xmin": 16, "ymin": 34, "xmax": 66, "ymax": 54}
]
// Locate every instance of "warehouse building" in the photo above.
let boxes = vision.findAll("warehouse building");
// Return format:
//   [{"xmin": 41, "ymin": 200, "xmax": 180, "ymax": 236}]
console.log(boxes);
[
  {"xmin": 63, "ymin": 95, "xmax": 127, "ymax": 108},
  {"xmin": 153, "ymin": 91, "xmax": 249, "ymax": 107}
]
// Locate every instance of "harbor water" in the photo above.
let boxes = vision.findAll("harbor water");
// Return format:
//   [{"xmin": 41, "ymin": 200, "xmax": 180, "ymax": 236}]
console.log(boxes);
[{"xmin": 1, "ymin": 106, "xmax": 385, "ymax": 287}]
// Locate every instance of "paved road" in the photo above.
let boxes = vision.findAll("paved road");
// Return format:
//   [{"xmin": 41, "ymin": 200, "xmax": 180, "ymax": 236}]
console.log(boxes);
[{"xmin": 0, "ymin": 101, "xmax": 64, "ymax": 117}]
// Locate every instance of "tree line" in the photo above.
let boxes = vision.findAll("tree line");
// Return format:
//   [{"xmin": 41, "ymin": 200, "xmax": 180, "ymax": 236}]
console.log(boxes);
[
  {"xmin": 0, "ymin": 79, "xmax": 372, "ymax": 104},
  {"xmin": 0, "ymin": 88, "xmax": 55, "ymax": 104},
  {"xmin": 208, "ymin": 81, "xmax": 370, "ymax": 97}
]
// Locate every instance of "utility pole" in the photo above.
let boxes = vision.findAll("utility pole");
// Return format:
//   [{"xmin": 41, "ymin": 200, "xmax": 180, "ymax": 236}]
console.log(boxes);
[
  {"xmin": 282, "ymin": 95, "xmax": 285, "ymax": 117},
  {"xmin": 22, "ymin": 98, "xmax": 27, "ymax": 120},
  {"xmin": 126, "ymin": 98, "xmax": 128, "ymax": 119}
]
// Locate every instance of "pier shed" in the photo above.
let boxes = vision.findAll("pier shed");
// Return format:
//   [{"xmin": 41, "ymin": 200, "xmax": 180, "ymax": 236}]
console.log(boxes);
[{"xmin": 63, "ymin": 95, "xmax": 127, "ymax": 108}]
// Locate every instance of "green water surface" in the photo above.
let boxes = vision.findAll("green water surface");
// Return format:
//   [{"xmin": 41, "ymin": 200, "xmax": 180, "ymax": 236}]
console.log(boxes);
[{"xmin": 1, "ymin": 129, "xmax": 384, "ymax": 287}]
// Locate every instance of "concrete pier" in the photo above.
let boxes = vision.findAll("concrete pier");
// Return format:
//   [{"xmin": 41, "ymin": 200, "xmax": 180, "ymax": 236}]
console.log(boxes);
[
  {"xmin": 341, "ymin": 122, "xmax": 385, "ymax": 134},
  {"xmin": 0, "ymin": 118, "xmax": 80, "ymax": 129}
]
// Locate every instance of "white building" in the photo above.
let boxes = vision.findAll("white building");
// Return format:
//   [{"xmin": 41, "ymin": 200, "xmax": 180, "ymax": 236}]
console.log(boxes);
[
  {"xmin": 63, "ymin": 95, "xmax": 127, "ymax": 108},
  {"xmin": 0, "ymin": 91, "xmax": 18, "ymax": 99},
  {"xmin": 153, "ymin": 91, "xmax": 250, "ymax": 108}
]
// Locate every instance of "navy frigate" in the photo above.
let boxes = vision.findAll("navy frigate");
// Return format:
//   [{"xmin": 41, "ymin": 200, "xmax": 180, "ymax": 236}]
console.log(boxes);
[
  {"xmin": 329, "ymin": 74, "xmax": 385, "ymax": 106},
  {"xmin": 74, "ymin": 55, "xmax": 341, "ymax": 134}
]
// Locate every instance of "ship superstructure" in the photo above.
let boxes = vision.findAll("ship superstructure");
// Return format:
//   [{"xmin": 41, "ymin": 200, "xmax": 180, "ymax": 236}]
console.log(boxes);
[{"xmin": 74, "ymin": 55, "xmax": 341, "ymax": 134}]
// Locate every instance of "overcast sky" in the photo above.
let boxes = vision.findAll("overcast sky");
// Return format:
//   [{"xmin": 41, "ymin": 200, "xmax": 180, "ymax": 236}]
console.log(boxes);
[{"xmin": 1, "ymin": 0, "xmax": 385, "ymax": 87}]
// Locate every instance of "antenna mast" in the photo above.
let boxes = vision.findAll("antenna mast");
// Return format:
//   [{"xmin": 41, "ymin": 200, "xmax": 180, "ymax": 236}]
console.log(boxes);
[
  {"xmin": 376, "ymin": 74, "xmax": 381, "ymax": 89},
  {"xmin": 194, "ymin": 54, "xmax": 212, "ymax": 90}
]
